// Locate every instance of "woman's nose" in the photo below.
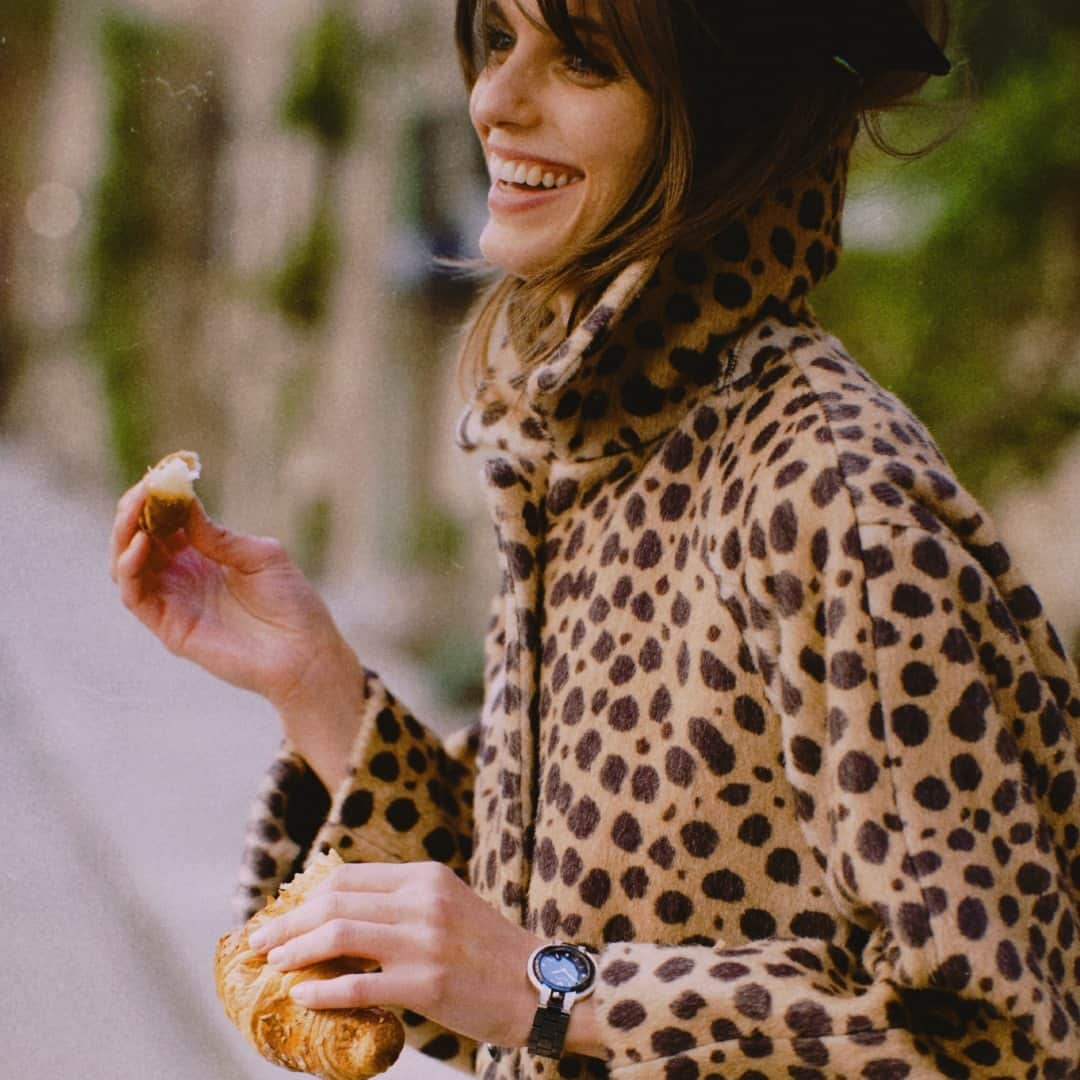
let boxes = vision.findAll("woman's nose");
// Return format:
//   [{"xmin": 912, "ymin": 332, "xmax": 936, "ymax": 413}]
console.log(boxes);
[{"xmin": 470, "ymin": 52, "xmax": 541, "ymax": 132}]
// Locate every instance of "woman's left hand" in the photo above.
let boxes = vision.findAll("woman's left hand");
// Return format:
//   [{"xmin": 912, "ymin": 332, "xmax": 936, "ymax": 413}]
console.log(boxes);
[{"xmin": 247, "ymin": 861, "xmax": 543, "ymax": 1049}]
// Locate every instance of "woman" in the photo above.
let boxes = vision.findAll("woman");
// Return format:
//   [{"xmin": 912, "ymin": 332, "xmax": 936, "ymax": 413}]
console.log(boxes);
[{"xmin": 111, "ymin": 1, "xmax": 1080, "ymax": 1077}]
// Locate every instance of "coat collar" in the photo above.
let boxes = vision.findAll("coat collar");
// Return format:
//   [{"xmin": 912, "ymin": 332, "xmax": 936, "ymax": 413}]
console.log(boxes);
[{"xmin": 457, "ymin": 133, "xmax": 853, "ymax": 465}]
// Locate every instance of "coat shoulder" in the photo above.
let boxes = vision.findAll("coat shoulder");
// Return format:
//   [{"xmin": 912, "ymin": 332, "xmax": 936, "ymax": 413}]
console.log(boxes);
[{"xmin": 696, "ymin": 321, "xmax": 977, "ymax": 546}]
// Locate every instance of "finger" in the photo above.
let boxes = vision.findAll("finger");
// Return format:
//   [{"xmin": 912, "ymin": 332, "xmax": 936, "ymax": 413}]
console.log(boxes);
[
  {"xmin": 110, "ymin": 480, "xmax": 147, "ymax": 578},
  {"xmin": 115, "ymin": 476, "xmax": 148, "ymax": 519},
  {"xmin": 185, "ymin": 500, "xmax": 286, "ymax": 573},
  {"xmin": 143, "ymin": 526, "xmax": 193, "ymax": 574},
  {"xmin": 289, "ymin": 971, "xmax": 405, "ymax": 1011},
  {"xmin": 158, "ymin": 525, "xmax": 192, "ymax": 558},
  {"xmin": 116, "ymin": 530, "xmax": 153, "ymax": 609},
  {"xmin": 250, "ymin": 890, "xmax": 403, "ymax": 953},
  {"xmin": 267, "ymin": 919, "xmax": 400, "ymax": 972}
]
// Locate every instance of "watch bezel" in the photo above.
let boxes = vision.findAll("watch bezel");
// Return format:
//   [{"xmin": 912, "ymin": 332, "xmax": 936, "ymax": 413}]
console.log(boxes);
[{"xmin": 527, "ymin": 942, "xmax": 597, "ymax": 998}]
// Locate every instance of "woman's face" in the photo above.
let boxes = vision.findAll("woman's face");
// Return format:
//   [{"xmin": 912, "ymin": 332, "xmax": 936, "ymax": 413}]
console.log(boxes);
[{"xmin": 469, "ymin": 0, "xmax": 656, "ymax": 281}]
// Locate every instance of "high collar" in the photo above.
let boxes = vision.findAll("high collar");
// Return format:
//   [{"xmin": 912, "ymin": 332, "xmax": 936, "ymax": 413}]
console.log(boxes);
[{"xmin": 457, "ymin": 133, "xmax": 852, "ymax": 465}]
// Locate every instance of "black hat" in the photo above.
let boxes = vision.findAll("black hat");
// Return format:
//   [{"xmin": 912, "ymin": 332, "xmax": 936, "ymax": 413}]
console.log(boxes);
[
  {"xmin": 825, "ymin": 0, "xmax": 950, "ymax": 78},
  {"xmin": 720, "ymin": 0, "xmax": 951, "ymax": 80}
]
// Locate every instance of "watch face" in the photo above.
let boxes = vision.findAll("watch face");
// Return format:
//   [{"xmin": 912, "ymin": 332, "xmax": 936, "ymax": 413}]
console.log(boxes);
[{"xmin": 535, "ymin": 945, "xmax": 594, "ymax": 992}]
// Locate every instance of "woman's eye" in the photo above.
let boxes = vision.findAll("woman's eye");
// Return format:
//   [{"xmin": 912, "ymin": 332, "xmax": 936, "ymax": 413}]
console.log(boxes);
[
  {"xmin": 484, "ymin": 27, "xmax": 514, "ymax": 55},
  {"xmin": 564, "ymin": 49, "xmax": 615, "ymax": 80}
]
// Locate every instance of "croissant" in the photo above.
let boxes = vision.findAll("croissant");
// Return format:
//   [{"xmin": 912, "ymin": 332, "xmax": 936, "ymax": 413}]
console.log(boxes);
[
  {"xmin": 139, "ymin": 450, "xmax": 201, "ymax": 537},
  {"xmin": 214, "ymin": 851, "xmax": 404, "ymax": 1080}
]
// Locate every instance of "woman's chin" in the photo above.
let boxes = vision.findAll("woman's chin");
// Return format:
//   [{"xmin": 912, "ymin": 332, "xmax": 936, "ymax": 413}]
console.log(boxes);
[{"xmin": 478, "ymin": 224, "xmax": 565, "ymax": 281}]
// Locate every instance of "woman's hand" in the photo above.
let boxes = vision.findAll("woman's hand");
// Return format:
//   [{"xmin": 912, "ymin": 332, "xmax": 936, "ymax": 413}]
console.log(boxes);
[
  {"xmin": 109, "ymin": 481, "xmax": 365, "ymax": 787},
  {"xmin": 246, "ymin": 861, "xmax": 605, "ymax": 1056}
]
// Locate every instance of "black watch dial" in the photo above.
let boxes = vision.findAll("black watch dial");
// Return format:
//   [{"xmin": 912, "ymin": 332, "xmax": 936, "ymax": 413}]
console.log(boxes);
[{"xmin": 535, "ymin": 945, "xmax": 594, "ymax": 992}]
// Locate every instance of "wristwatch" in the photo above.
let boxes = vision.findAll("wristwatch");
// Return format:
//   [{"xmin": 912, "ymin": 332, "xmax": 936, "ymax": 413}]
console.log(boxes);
[{"xmin": 526, "ymin": 942, "xmax": 596, "ymax": 1059}]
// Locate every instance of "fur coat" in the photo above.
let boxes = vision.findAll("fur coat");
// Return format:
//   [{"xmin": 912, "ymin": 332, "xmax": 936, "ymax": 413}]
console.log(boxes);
[{"xmin": 236, "ymin": 138, "xmax": 1080, "ymax": 1080}]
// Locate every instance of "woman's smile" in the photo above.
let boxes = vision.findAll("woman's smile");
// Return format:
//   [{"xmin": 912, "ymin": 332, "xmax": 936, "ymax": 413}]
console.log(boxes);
[
  {"xmin": 487, "ymin": 149, "xmax": 584, "ymax": 191},
  {"xmin": 485, "ymin": 147, "xmax": 584, "ymax": 217}
]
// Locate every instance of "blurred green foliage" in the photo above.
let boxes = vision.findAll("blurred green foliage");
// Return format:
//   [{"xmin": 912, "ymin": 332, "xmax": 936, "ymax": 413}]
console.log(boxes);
[
  {"xmin": 815, "ymin": 0, "xmax": 1080, "ymax": 497},
  {"xmin": 295, "ymin": 494, "xmax": 334, "ymax": 579},
  {"xmin": 86, "ymin": 13, "xmax": 222, "ymax": 486},
  {"xmin": 280, "ymin": 6, "xmax": 364, "ymax": 150},
  {"xmin": 0, "ymin": 0, "xmax": 57, "ymax": 413},
  {"xmin": 269, "ymin": 205, "xmax": 340, "ymax": 327},
  {"xmin": 272, "ymin": 6, "xmax": 366, "ymax": 568},
  {"xmin": 85, "ymin": 14, "xmax": 168, "ymax": 484},
  {"xmin": 406, "ymin": 499, "xmax": 468, "ymax": 569},
  {"xmin": 417, "ymin": 628, "xmax": 486, "ymax": 708}
]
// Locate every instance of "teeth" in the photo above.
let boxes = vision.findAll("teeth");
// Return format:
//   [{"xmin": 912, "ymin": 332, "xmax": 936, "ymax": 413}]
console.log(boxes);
[{"xmin": 488, "ymin": 153, "xmax": 579, "ymax": 190}]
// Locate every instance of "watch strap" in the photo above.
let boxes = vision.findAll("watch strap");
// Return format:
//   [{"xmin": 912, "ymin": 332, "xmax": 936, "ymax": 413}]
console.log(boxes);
[{"xmin": 528, "ymin": 993, "xmax": 571, "ymax": 1059}]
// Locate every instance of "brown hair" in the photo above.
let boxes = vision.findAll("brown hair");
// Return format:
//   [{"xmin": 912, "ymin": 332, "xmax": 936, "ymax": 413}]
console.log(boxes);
[{"xmin": 455, "ymin": 0, "xmax": 952, "ymax": 378}]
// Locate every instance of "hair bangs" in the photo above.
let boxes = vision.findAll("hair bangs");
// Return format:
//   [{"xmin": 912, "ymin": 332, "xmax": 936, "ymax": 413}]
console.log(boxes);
[
  {"xmin": 455, "ymin": 0, "xmax": 661, "ymax": 92},
  {"xmin": 538, "ymin": 0, "xmax": 655, "ymax": 91}
]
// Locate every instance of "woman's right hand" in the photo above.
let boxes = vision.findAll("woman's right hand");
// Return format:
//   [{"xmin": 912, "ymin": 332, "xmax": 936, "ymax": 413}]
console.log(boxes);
[{"xmin": 110, "ymin": 482, "xmax": 366, "ymax": 788}]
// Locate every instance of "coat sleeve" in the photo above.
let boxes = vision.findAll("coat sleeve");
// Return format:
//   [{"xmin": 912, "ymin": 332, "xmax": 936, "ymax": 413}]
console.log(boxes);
[
  {"xmin": 232, "ymin": 611, "xmax": 502, "ymax": 1075},
  {"xmin": 233, "ymin": 668, "xmax": 482, "ymax": 1073},
  {"xmin": 591, "ymin": 515, "xmax": 1080, "ymax": 1078},
  {"xmin": 234, "ymin": 668, "xmax": 479, "ymax": 918}
]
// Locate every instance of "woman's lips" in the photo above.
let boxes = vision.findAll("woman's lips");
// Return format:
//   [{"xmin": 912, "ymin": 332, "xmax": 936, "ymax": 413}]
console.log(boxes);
[
  {"xmin": 487, "ymin": 177, "xmax": 581, "ymax": 214},
  {"xmin": 486, "ymin": 153, "xmax": 584, "ymax": 214}
]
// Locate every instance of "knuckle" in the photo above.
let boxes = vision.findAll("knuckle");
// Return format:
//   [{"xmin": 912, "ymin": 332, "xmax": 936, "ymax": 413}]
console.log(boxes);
[
  {"xmin": 424, "ymin": 960, "xmax": 452, "ymax": 1003},
  {"xmin": 423, "ymin": 874, "xmax": 458, "ymax": 925},
  {"xmin": 320, "ymin": 892, "xmax": 349, "ymax": 920},
  {"xmin": 325, "ymin": 918, "xmax": 356, "ymax": 953},
  {"xmin": 427, "ymin": 895, "xmax": 453, "ymax": 934},
  {"xmin": 423, "ymin": 860, "xmax": 453, "ymax": 885},
  {"xmin": 339, "ymin": 973, "xmax": 368, "ymax": 1006},
  {"xmin": 418, "ymin": 920, "xmax": 448, "ymax": 959},
  {"xmin": 260, "ymin": 536, "xmax": 288, "ymax": 562},
  {"xmin": 421, "ymin": 861, "xmax": 456, "ymax": 900},
  {"xmin": 326, "ymin": 865, "xmax": 355, "ymax": 891},
  {"xmin": 265, "ymin": 916, "xmax": 293, "ymax": 944}
]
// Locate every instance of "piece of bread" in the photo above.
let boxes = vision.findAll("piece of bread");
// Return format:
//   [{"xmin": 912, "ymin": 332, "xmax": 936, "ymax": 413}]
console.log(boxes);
[
  {"xmin": 138, "ymin": 450, "xmax": 201, "ymax": 537},
  {"xmin": 215, "ymin": 851, "xmax": 404, "ymax": 1080}
]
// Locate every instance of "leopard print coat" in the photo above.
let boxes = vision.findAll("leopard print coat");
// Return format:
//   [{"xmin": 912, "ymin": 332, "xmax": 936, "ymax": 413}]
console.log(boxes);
[{"xmin": 236, "ymin": 137, "xmax": 1080, "ymax": 1079}]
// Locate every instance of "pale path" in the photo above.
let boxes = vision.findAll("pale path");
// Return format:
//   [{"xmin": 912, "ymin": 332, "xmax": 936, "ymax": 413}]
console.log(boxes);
[{"xmin": 0, "ymin": 442, "xmax": 459, "ymax": 1080}]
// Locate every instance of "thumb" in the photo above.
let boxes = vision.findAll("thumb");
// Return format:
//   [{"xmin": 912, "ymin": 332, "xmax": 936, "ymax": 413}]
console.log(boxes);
[{"xmin": 185, "ymin": 500, "xmax": 287, "ymax": 574}]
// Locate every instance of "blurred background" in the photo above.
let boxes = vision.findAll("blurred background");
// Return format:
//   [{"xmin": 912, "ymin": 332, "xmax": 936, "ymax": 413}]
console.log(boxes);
[{"xmin": 0, "ymin": 1, "xmax": 1077, "ymax": 1078}]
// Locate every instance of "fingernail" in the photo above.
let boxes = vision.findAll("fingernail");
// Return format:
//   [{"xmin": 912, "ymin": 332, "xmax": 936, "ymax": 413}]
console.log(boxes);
[
  {"xmin": 248, "ymin": 930, "xmax": 268, "ymax": 950},
  {"xmin": 290, "ymin": 984, "xmax": 314, "ymax": 1005}
]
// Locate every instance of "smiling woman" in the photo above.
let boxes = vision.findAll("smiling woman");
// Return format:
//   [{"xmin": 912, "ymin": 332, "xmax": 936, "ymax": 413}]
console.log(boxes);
[
  {"xmin": 111, "ymin": 1, "xmax": 1080, "ymax": 1079},
  {"xmin": 467, "ymin": 0, "xmax": 656, "ymax": 284}
]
